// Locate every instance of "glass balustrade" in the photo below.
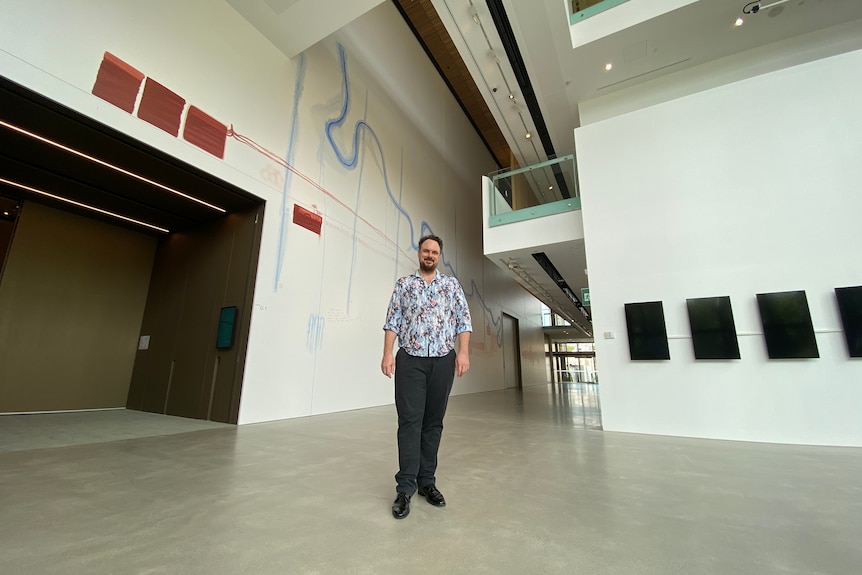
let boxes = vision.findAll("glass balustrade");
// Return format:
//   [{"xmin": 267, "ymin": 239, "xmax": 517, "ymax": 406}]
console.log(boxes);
[
  {"xmin": 487, "ymin": 153, "xmax": 580, "ymax": 227},
  {"xmin": 570, "ymin": 0, "xmax": 631, "ymax": 24}
]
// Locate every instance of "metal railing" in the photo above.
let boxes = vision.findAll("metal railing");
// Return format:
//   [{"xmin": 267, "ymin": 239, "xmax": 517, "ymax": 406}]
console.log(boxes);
[
  {"xmin": 570, "ymin": 0, "xmax": 632, "ymax": 24},
  {"xmin": 487, "ymin": 153, "xmax": 580, "ymax": 227}
]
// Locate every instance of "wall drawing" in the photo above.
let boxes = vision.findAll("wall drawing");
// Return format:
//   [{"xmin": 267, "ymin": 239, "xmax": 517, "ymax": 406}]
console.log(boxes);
[{"xmin": 89, "ymin": 44, "xmax": 503, "ymax": 354}]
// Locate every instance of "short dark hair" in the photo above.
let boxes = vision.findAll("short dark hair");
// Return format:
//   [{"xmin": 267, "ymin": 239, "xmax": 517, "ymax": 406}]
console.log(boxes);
[{"xmin": 418, "ymin": 234, "xmax": 443, "ymax": 251}]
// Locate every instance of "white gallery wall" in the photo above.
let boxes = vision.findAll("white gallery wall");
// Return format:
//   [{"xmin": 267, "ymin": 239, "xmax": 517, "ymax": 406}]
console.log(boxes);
[
  {"xmin": 0, "ymin": 0, "xmax": 546, "ymax": 424},
  {"xmin": 575, "ymin": 48, "xmax": 862, "ymax": 446}
]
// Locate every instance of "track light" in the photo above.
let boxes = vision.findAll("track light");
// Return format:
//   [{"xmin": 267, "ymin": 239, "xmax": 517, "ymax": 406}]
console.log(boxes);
[
  {"xmin": 0, "ymin": 119, "xmax": 225, "ymax": 213},
  {"xmin": 0, "ymin": 177, "xmax": 170, "ymax": 233}
]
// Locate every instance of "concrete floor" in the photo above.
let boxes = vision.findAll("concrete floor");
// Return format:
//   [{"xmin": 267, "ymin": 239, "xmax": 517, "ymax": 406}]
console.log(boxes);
[{"xmin": 1, "ymin": 383, "xmax": 861, "ymax": 574}]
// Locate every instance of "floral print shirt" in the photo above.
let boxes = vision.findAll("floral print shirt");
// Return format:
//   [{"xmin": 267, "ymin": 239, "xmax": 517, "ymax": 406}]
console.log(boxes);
[{"xmin": 383, "ymin": 270, "xmax": 473, "ymax": 358}]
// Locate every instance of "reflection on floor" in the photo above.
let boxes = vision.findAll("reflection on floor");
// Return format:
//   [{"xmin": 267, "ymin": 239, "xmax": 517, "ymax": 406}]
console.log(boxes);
[
  {"xmin": 2, "ymin": 383, "xmax": 861, "ymax": 574},
  {"xmin": 0, "ymin": 409, "xmax": 231, "ymax": 453},
  {"xmin": 550, "ymin": 381, "xmax": 602, "ymax": 429}
]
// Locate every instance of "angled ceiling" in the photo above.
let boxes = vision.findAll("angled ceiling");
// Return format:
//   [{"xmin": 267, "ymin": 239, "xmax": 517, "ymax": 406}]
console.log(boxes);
[
  {"xmin": 393, "ymin": 0, "xmax": 862, "ymax": 334},
  {"xmin": 0, "ymin": 76, "xmax": 262, "ymax": 235},
  {"xmin": 422, "ymin": 0, "xmax": 862, "ymax": 168},
  {"xmin": 221, "ymin": 0, "xmax": 862, "ymax": 336},
  {"xmin": 8, "ymin": 1, "xmax": 857, "ymax": 333}
]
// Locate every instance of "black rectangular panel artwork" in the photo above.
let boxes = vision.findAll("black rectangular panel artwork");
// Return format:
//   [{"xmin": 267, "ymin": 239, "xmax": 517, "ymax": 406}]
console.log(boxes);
[
  {"xmin": 835, "ymin": 285, "xmax": 862, "ymax": 358},
  {"xmin": 755, "ymin": 290, "xmax": 819, "ymax": 359},
  {"xmin": 686, "ymin": 296, "xmax": 741, "ymax": 360},
  {"xmin": 624, "ymin": 301, "xmax": 670, "ymax": 360}
]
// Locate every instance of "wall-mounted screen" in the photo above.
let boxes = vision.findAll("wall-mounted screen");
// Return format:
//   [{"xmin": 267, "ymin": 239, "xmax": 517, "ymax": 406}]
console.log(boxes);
[
  {"xmin": 624, "ymin": 301, "xmax": 670, "ymax": 360},
  {"xmin": 756, "ymin": 290, "xmax": 819, "ymax": 359},
  {"xmin": 835, "ymin": 286, "xmax": 862, "ymax": 358},
  {"xmin": 686, "ymin": 296, "xmax": 740, "ymax": 360},
  {"xmin": 216, "ymin": 306, "xmax": 237, "ymax": 350}
]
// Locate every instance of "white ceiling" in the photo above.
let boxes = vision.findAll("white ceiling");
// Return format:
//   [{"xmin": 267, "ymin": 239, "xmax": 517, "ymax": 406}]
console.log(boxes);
[
  {"xmin": 443, "ymin": 0, "xmax": 862, "ymax": 165},
  {"xmin": 438, "ymin": 0, "xmax": 862, "ymax": 336},
  {"xmin": 226, "ymin": 0, "xmax": 386, "ymax": 58},
  {"xmin": 229, "ymin": 0, "xmax": 862, "ymax": 338}
]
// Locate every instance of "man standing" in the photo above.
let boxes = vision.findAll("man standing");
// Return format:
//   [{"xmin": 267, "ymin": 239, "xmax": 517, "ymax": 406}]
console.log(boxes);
[{"xmin": 381, "ymin": 234, "xmax": 472, "ymax": 519}]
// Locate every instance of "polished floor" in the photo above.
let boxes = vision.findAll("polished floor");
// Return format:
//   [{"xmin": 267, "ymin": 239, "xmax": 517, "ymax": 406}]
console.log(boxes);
[{"xmin": 1, "ymin": 383, "xmax": 861, "ymax": 574}]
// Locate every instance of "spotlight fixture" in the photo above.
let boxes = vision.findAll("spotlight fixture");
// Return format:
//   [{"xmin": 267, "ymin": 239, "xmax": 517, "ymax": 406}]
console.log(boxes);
[
  {"xmin": 508, "ymin": 93, "xmax": 515, "ymax": 100},
  {"xmin": 734, "ymin": 17, "xmax": 744, "ymax": 26},
  {"xmin": 605, "ymin": 63, "xmax": 613, "ymax": 71},
  {"xmin": 743, "ymin": 0, "xmax": 790, "ymax": 14},
  {"xmin": 469, "ymin": 6, "xmax": 480, "ymax": 24},
  {"xmin": 525, "ymin": 132, "xmax": 532, "ymax": 139}
]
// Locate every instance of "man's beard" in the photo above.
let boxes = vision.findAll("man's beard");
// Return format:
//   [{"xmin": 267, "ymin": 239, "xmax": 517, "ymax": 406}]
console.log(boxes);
[{"xmin": 419, "ymin": 259, "xmax": 437, "ymax": 273}]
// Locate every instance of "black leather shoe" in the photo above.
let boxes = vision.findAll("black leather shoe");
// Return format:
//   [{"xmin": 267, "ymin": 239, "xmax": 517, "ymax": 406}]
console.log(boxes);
[
  {"xmin": 392, "ymin": 492, "xmax": 410, "ymax": 519},
  {"xmin": 417, "ymin": 484, "xmax": 446, "ymax": 507}
]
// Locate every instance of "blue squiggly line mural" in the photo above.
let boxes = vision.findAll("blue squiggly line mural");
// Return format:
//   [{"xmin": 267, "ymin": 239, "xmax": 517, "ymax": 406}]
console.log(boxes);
[
  {"xmin": 325, "ymin": 45, "xmax": 424, "ymax": 252},
  {"xmin": 325, "ymin": 44, "xmax": 502, "ymax": 346},
  {"xmin": 275, "ymin": 53, "xmax": 307, "ymax": 291},
  {"xmin": 345, "ymin": 92, "xmax": 370, "ymax": 314},
  {"xmin": 307, "ymin": 314, "xmax": 325, "ymax": 352}
]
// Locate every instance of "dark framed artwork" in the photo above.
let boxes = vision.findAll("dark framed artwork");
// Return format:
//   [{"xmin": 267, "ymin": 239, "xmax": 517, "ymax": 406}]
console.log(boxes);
[
  {"xmin": 624, "ymin": 301, "xmax": 670, "ymax": 360},
  {"xmin": 755, "ymin": 290, "xmax": 819, "ymax": 359},
  {"xmin": 835, "ymin": 285, "xmax": 862, "ymax": 358},
  {"xmin": 686, "ymin": 296, "xmax": 741, "ymax": 360}
]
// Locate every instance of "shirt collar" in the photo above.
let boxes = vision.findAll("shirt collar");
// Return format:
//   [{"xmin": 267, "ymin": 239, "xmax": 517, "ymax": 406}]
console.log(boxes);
[{"xmin": 413, "ymin": 270, "xmax": 441, "ymax": 281}]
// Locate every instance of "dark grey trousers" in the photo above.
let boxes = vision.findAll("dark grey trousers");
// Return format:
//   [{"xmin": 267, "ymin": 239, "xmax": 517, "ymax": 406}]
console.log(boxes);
[{"xmin": 394, "ymin": 348, "xmax": 456, "ymax": 495}]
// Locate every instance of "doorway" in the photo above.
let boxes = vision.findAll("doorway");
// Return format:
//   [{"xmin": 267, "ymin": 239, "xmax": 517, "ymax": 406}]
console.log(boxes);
[
  {"xmin": 501, "ymin": 313, "xmax": 521, "ymax": 388},
  {"xmin": 0, "ymin": 195, "xmax": 20, "ymax": 278}
]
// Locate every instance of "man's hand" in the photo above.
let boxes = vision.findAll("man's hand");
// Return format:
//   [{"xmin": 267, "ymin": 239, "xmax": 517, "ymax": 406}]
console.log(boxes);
[
  {"xmin": 455, "ymin": 353, "xmax": 470, "ymax": 377},
  {"xmin": 382, "ymin": 330, "xmax": 397, "ymax": 378},
  {"xmin": 455, "ymin": 331, "xmax": 471, "ymax": 377},
  {"xmin": 381, "ymin": 353, "xmax": 395, "ymax": 378}
]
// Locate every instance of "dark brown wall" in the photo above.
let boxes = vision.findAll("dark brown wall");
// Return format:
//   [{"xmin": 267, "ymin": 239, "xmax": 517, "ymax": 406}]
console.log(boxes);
[
  {"xmin": 0, "ymin": 219, "xmax": 14, "ymax": 274},
  {"xmin": 0, "ymin": 201, "xmax": 157, "ymax": 412},
  {"xmin": 127, "ymin": 205, "xmax": 263, "ymax": 423},
  {"xmin": 0, "ymin": 197, "xmax": 18, "ymax": 275}
]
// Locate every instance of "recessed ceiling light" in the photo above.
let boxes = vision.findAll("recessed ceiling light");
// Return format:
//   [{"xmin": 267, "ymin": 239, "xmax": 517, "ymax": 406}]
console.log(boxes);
[
  {"xmin": 0, "ymin": 177, "xmax": 170, "ymax": 233},
  {"xmin": 734, "ymin": 17, "xmax": 744, "ymax": 26},
  {"xmin": 525, "ymin": 132, "xmax": 531, "ymax": 139},
  {"xmin": 508, "ymin": 93, "xmax": 515, "ymax": 100},
  {"xmin": 548, "ymin": 185, "xmax": 553, "ymax": 190},
  {"xmin": 605, "ymin": 63, "xmax": 613, "ymax": 71}
]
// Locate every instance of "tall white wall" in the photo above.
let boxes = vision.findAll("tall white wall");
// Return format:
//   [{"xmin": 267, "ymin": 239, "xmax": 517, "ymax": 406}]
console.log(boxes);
[
  {"xmin": 0, "ymin": 0, "xmax": 545, "ymax": 424},
  {"xmin": 575, "ymin": 49, "xmax": 862, "ymax": 446}
]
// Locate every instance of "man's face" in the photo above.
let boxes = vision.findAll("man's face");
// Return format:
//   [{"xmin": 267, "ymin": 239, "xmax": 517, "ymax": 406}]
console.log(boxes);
[{"xmin": 418, "ymin": 239, "xmax": 441, "ymax": 273}]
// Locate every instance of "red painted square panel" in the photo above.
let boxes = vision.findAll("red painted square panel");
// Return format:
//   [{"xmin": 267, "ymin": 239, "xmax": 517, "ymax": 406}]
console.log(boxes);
[
  {"xmin": 293, "ymin": 204, "xmax": 323, "ymax": 235},
  {"xmin": 92, "ymin": 52, "xmax": 144, "ymax": 113},
  {"xmin": 137, "ymin": 78, "xmax": 185, "ymax": 136},
  {"xmin": 183, "ymin": 106, "xmax": 228, "ymax": 159}
]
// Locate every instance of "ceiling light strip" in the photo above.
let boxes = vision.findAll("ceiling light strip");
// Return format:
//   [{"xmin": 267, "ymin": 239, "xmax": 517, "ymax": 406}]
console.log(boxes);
[
  {"xmin": 0, "ymin": 177, "xmax": 170, "ymax": 233},
  {"xmin": 0, "ymin": 120, "xmax": 225, "ymax": 213}
]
